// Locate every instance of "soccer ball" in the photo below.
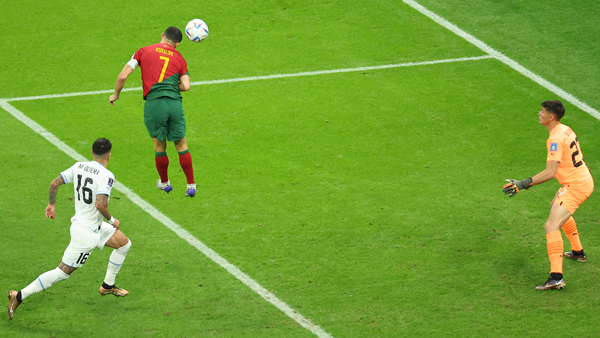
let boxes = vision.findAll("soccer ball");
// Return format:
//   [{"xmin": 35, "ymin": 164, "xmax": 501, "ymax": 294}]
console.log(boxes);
[{"xmin": 185, "ymin": 19, "xmax": 209, "ymax": 42}]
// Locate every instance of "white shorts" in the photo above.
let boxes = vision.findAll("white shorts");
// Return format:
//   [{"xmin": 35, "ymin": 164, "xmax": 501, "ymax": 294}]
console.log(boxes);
[{"xmin": 62, "ymin": 221, "xmax": 116, "ymax": 268}]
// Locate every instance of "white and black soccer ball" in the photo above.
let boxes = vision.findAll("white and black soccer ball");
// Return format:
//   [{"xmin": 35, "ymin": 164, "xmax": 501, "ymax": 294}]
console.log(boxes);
[{"xmin": 185, "ymin": 19, "xmax": 209, "ymax": 42}]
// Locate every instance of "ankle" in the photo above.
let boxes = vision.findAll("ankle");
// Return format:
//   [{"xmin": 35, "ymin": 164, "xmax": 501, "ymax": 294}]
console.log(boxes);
[{"xmin": 550, "ymin": 272, "xmax": 563, "ymax": 280}]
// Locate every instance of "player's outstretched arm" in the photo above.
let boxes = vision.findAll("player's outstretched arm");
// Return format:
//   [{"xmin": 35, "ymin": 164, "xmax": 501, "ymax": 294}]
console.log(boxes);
[
  {"xmin": 531, "ymin": 160, "xmax": 559, "ymax": 186},
  {"xmin": 503, "ymin": 161, "xmax": 560, "ymax": 197},
  {"xmin": 96, "ymin": 194, "xmax": 120, "ymax": 229},
  {"xmin": 46, "ymin": 175, "xmax": 65, "ymax": 219},
  {"xmin": 109, "ymin": 65, "xmax": 135, "ymax": 105},
  {"xmin": 502, "ymin": 178, "xmax": 532, "ymax": 197}
]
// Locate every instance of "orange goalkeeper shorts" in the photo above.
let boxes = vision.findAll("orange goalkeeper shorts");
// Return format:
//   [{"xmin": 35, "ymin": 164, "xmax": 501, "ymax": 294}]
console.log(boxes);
[{"xmin": 553, "ymin": 181, "xmax": 594, "ymax": 214}]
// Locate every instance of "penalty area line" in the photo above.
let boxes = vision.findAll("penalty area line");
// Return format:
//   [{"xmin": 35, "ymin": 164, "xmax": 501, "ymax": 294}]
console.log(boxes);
[
  {"xmin": 3, "ymin": 55, "xmax": 494, "ymax": 102},
  {"xmin": 403, "ymin": 0, "xmax": 600, "ymax": 121},
  {"xmin": 0, "ymin": 99, "xmax": 334, "ymax": 338},
  {"xmin": 189, "ymin": 55, "xmax": 494, "ymax": 86}
]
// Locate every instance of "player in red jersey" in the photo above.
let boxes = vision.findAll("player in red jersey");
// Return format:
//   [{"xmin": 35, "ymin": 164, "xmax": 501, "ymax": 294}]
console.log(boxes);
[
  {"xmin": 109, "ymin": 26, "xmax": 196, "ymax": 197},
  {"xmin": 503, "ymin": 100, "xmax": 594, "ymax": 290}
]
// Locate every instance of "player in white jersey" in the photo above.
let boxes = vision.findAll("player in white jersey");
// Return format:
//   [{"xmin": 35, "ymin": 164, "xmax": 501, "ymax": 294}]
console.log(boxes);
[{"xmin": 7, "ymin": 138, "xmax": 132, "ymax": 320}]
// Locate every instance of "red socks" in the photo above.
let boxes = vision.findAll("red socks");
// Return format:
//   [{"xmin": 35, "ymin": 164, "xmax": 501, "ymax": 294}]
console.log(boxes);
[
  {"xmin": 155, "ymin": 150, "xmax": 195, "ymax": 184},
  {"xmin": 178, "ymin": 150, "xmax": 195, "ymax": 184},
  {"xmin": 155, "ymin": 152, "xmax": 169, "ymax": 183}
]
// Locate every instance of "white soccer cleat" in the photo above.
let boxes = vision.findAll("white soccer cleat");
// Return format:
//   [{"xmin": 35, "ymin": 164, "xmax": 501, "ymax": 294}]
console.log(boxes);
[
  {"xmin": 156, "ymin": 179, "xmax": 173, "ymax": 193},
  {"xmin": 185, "ymin": 183, "xmax": 196, "ymax": 197}
]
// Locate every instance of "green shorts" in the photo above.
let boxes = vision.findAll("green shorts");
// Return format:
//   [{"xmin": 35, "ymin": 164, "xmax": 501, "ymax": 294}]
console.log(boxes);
[{"xmin": 143, "ymin": 98, "xmax": 186, "ymax": 142}]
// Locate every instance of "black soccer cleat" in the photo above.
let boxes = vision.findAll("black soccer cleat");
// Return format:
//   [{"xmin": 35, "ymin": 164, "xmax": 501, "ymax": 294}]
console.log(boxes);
[
  {"xmin": 535, "ymin": 277, "xmax": 566, "ymax": 290},
  {"xmin": 564, "ymin": 250, "xmax": 587, "ymax": 262}
]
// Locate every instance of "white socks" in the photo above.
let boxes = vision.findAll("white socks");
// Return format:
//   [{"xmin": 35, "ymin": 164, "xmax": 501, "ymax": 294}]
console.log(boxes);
[
  {"xmin": 19, "ymin": 240, "xmax": 131, "ymax": 300},
  {"xmin": 21, "ymin": 267, "xmax": 70, "ymax": 301},
  {"xmin": 104, "ymin": 240, "xmax": 131, "ymax": 286}
]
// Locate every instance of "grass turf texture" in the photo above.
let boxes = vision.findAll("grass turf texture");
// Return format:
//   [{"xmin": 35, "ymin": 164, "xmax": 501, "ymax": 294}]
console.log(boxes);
[
  {"xmin": 416, "ymin": 0, "xmax": 600, "ymax": 111},
  {"xmin": 0, "ymin": 111, "xmax": 316, "ymax": 338},
  {"xmin": 2, "ymin": 0, "xmax": 600, "ymax": 337}
]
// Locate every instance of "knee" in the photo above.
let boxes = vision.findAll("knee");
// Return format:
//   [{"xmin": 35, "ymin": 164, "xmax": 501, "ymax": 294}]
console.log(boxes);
[
  {"xmin": 57, "ymin": 264, "xmax": 76, "ymax": 276},
  {"xmin": 544, "ymin": 222, "xmax": 560, "ymax": 234},
  {"xmin": 174, "ymin": 138, "xmax": 188, "ymax": 151},
  {"xmin": 117, "ymin": 239, "xmax": 132, "ymax": 253}
]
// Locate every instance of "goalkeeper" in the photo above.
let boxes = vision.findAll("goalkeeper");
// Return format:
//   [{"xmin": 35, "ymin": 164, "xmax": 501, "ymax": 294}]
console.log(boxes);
[{"xmin": 502, "ymin": 100, "xmax": 594, "ymax": 291}]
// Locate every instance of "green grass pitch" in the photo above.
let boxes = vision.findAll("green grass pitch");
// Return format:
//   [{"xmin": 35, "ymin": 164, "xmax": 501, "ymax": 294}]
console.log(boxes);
[{"xmin": 1, "ymin": 0, "xmax": 600, "ymax": 337}]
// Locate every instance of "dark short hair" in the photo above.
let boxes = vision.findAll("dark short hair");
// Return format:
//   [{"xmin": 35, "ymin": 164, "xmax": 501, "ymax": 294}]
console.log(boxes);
[
  {"xmin": 164, "ymin": 26, "xmax": 183, "ymax": 43},
  {"xmin": 541, "ymin": 100, "xmax": 565, "ymax": 120},
  {"xmin": 92, "ymin": 138, "xmax": 112, "ymax": 156}
]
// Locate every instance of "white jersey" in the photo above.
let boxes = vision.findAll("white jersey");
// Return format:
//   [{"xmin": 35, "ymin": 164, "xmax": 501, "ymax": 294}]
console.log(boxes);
[{"xmin": 60, "ymin": 161, "xmax": 115, "ymax": 229}]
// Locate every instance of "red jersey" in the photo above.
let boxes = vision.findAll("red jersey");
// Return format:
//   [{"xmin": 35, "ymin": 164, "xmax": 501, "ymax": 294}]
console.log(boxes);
[
  {"xmin": 132, "ymin": 43, "xmax": 188, "ymax": 100},
  {"xmin": 546, "ymin": 124, "xmax": 593, "ymax": 187}
]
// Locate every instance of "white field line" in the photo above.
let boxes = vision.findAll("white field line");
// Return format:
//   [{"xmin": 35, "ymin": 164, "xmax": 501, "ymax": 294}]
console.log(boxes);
[
  {"xmin": 403, "ymin": 0, "xmax": 600, "ymax": 121},
  {"xmin": 0, "ymin": 99, "xmax": 333, "ymax": 338},
  {"xmin": 1, "ymin": 3, "xmax": 596, "ymax": 331},
  {"xmin": 3, "ymin": 55, "xmax": 493, "ymax": 102},
  {"xmin": 0, "ymin": 54, "xmax": 496, "ymax": 338}
]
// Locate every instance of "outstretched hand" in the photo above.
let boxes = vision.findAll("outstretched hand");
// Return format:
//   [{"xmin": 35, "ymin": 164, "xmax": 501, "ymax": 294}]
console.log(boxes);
[{"xmin": 502, "ymin": 178, "xmax": 533, "ymax": 197}]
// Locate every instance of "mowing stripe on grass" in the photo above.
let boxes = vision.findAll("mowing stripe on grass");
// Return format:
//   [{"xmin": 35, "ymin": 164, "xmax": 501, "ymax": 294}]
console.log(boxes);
[
  {"xmin": 3, "ymin": 55, "xmax": 493, "ymax": 102},
  {"xmin": 403, "ymin": 0, "xmax": 600, "ymax": 121},
  {"xmin": 0, "ymin": 99, "xmax": 334, "ymax": 338}
]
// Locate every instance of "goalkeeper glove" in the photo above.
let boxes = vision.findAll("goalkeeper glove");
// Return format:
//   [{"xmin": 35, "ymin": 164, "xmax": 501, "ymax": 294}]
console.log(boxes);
[{"xmin": 503, "ymin": 178, "xmax": 533, "ymax": 197}]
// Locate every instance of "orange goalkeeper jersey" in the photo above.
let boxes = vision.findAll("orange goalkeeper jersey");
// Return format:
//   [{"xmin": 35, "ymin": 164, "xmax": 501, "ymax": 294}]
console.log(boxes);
[{"xmin": 546, "ymin": 124, "xmax": 593, "ymax": 186}]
